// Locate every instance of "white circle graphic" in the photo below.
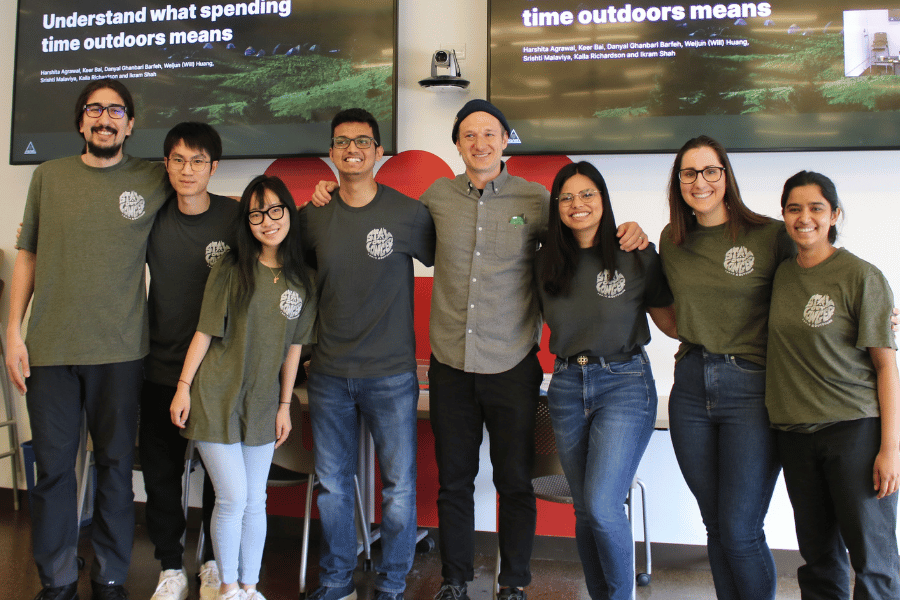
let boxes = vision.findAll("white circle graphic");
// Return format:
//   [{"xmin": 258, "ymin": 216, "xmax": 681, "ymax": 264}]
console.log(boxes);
[
  {"xmin": 596, "ymin": 270, "xmax": 626, "ymax": 298},
  {"xmin": 119, "ymin": 191, "xmax": 146, "ymax": 220},
  {"xmin": 205, "ymin": 241, "xmax": 229, "ymax": 267},
  {"xmin": 724, "ymin": 246, "xmax": 754, "ymax": 276},
  {"xmin": 802, "ymin": 294, "xmax": 835, "ymax": 328},
  {"xmin": 280, "ymin": 290, "xmax": 302, "ymax": 320},
  {"xmin": 366, "ymin": 228, "xmax": 394, "ymax": 260}
]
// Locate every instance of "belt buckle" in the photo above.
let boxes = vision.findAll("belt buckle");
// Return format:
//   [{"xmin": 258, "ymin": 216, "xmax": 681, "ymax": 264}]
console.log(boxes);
[{"xmin": 576, "ymin": 355, "xmax": 588, "ymax": 366}]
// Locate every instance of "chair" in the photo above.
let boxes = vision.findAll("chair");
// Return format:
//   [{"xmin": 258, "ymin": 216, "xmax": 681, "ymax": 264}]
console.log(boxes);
[
  {"xmin": 0, "ymin": 279, "xmax": 23, "ymax": 510},
  {"xmin": 493, "ymin": 395, "xmax": 652, "ymax": 599}
]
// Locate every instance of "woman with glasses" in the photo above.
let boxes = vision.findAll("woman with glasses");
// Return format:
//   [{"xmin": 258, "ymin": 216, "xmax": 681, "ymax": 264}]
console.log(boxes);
[
  {"xmin": 536, "ymin": 162, "xmax": 675, "ymax": 600},
  {"xmin": 767, "ymin": 171, "xmax": 899, "ymax": 599},
  {"xmin": 170, "ymin": 175, "xmax": 317, "ymax": 600},
  {"xmin": 659, "ymin": 136, "xmax": 795, "ymax": 600}
]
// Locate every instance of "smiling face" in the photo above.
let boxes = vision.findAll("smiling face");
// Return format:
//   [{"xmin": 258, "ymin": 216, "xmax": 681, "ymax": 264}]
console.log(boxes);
[
  {"xmin": 679, "ymin": 146, "xmax": 727, "ymax": 226},
  {"xmin": 79, "ymin": 87, "xmax": 134, "ymax": 162},
  {"xmin": 782, "ymin": 183, "xmax": 838, "ymax": 254},
  {"xmin": 166, "ymin": 140, "xmax": 218, "ymax": 202},
  {"xmin": 329, "ymin": 121, "xmax": 383, "ymax": 181},
  {"xmin": 558, "ymin": 173, "xmax": 603, "ymax": 247},
  {"xmin": 249, "ymin": 188, "xmax": 290, "ymax": 252},
  {"xmin": 455, "ymin": 111, "xmax": 508, "ymax": 184}
]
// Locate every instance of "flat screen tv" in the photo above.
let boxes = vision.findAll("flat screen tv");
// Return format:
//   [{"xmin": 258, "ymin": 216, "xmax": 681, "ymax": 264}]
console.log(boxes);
[
  {"xmin": 11, "ymin": 0, "xmax": 397, "ymax": 164},
  {"xmin": 489, "ymin": 0, "xmax": 900, "ymax": 153}
]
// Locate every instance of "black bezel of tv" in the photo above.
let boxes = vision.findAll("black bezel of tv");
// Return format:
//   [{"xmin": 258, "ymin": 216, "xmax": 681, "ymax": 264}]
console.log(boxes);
[
  {"xmin": 489, "ymin": 0, "xmax": 900, "ymax": 154},
  {"xmin": 11, "ymin": 0, "xmax": 398, "ymax": 165}
]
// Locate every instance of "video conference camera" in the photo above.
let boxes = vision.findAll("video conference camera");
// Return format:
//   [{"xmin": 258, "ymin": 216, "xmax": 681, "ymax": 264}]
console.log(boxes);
[{"xmin": 420, "ymin": 49, "xmax": 470, "ymax": 89}]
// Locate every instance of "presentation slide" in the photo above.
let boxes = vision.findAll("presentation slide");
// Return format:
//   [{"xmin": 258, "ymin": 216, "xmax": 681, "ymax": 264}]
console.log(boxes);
[
  {"xmin": 490, "ymin": 0, "xmax": 900, "ymax": 153},
  {"xmin": 12, "ymin": 0, "xmax": 396, "ymax": 164}
]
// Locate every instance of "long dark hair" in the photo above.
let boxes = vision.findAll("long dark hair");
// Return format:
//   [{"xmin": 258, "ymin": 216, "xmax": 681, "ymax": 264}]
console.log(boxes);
[
  {"xmin": 540, "ymin": 161, "xmax": 618, "ymax": 297},
  {"xmin": 232, "ymin": 175, "xmax": 311, "ymax": 308},
  {"xmin": 665, "ymin": 135, "xmax": 771, "ymax": 245},
  {"xmin": 780, "ymin": 170, "xmax": 841, "ymax": 244}
]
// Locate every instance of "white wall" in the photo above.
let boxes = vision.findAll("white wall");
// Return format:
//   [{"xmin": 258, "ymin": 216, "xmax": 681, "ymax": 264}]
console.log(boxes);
[{"xmin": 2, "ymin": 0, "xmax": 900, "ymax": 549}]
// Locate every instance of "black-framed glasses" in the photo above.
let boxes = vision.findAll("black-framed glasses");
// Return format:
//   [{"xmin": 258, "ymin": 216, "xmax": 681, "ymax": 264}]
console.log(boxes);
[
  {"xmin": 83, "ymin": 104, "xmax": 128, "ymax": 119},
  {"xmin": 248, "ymin": 205, "xmax": 286, "ymax": 225},
  {"xmin": 167, "ymin": 157, "xmax": 212, "ymax": 172},
  {"xmin": 678, "ymin": 166, "xmax": 725, "ymax": 184},
  {"xmin": 556, "ymin": 189, "xmax": 600, "ymax": 205},
  {"xmin": 332, "ymin": 135, "xmax": 378, "ymax": 149}
]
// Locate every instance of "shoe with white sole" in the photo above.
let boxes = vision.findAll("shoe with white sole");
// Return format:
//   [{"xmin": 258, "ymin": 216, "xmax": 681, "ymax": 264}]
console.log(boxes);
[{"xmin": 150, "ymin": 570, "xmax": 188, "ymax": 600}]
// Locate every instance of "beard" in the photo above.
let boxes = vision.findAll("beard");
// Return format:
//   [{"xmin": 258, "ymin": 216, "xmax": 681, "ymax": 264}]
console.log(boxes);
[{"xmin": 85, "ymin": 127, "xmax": 124, "ymax": 159}]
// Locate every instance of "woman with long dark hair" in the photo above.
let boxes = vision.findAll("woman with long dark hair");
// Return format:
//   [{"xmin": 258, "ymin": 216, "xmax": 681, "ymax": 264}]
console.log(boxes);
[{"xmin": 536, "ymin": 161, "xmax": 675, "ymax": 600}]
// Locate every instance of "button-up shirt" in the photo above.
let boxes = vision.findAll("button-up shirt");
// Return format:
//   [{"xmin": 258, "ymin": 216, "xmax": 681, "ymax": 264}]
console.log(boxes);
[{"xmin": 420, "ymin": 163, "xmax": 550, "ymax": 374}]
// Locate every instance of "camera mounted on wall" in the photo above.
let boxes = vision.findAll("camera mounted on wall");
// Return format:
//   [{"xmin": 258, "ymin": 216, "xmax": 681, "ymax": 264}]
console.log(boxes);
[{"xmin": 419, "ymin": 49, "xmax": 470, "ymax": 89}]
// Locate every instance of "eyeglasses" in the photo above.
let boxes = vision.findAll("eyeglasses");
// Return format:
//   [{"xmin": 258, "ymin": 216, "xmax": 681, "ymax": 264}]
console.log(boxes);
[
  {"xmin": 248, "ymin": 205, "xmax": 286, "ymax": 225},
  {"xmin": 167, "ymin": 157, "xmax": 212, "ymax": 172},
  {"xmin": 556, "ymin": 189, "xmax": 600, "ymax": 205},
  {"xmin": 83, "ymin": 104, "xmax": 128, "ymax": 119},
  {"xmin": 678, "ymin": 166, "xmax": 725, "ymax": 184},
  {"xmin": 332, "ymin": 135, "xmax": 378, "ymax": 149}
]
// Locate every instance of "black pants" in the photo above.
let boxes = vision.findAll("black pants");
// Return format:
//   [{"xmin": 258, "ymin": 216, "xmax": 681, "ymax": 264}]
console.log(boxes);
[
  {"xmin": 139, "ymin": 380, "xmax": 215, "ymax": 570},
  {"xmin": 26, "ymin": 361, "xmax": 142, "ymax": 587},
  {"xmin": 428, "ymin": 350, "xmax": 542, "ymax": 588}
]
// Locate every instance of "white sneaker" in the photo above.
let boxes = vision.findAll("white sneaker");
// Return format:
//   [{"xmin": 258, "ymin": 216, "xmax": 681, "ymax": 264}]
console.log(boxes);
[
  {"xmin": 218, "ymin": 589, "xmax": 246, "ymax": 600},
  {"xmin": 244, "ymin": 591, "xmax": 267, "ymax": 600},
  {"xmin": 151, "ymin": 569, "xmax": 188, "ymax": 600},
  {"xmin": 199, "ymin": 561, "xmax": 221, "ymax": 600}
]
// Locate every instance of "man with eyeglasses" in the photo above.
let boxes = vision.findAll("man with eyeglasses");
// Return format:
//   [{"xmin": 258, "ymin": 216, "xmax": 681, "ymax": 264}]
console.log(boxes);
[
  {"xmin": 141, "ymin": 122, "xmax": 239, "ymax": 600},
  {"xmin": 6, "ymin": 79, "xmax": 169, "ymax": 600},
  {"xmin": 298, "ymin": 108, "xmax": 434, "ymax": 600}
]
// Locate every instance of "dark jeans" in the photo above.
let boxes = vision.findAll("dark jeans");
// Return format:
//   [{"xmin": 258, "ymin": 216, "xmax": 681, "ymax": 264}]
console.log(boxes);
[
  {"xmin": 778, "ymin": 418, "xmax": 899, "ymax": 600},
  {"xmin": 26, "ymin": 361, "xmax": 142, "ymax": 588},
  {"xmin": 668, "ymin": 348, "xmax": 780, "ymax": 600},
  {"xmin": 139, "ymin": 380, "xmax": 215, "ymax": 570},
  {"xmin": 429, "ymin": 350, "xmax": 542, "ymax": 588}
]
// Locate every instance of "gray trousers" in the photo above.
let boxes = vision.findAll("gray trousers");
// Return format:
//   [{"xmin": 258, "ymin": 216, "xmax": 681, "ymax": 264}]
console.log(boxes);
[{"xmin": 26, "ymin": 360, "xmax": 142, "ymax": 588}]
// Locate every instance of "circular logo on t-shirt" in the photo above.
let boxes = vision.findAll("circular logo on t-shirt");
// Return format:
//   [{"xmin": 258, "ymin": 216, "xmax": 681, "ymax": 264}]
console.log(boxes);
[
  {"xmin": 724, "ymin": 246, "xmax": 754, "ymax": 276},
  {"xmin": 280, "ymin": 290, "xmax": 302, "ymax": 320},
  {"xmin": 802, "ymin": 294, "xmax": 835, "ymax": 328},
  {"xmin": 205, "ymin": 241, "xmax": 229, "ymax": 267},
  {"xmin": 119, "ymin": 191, "xmax": 146, "ymax": 220},
  {"xmin": 366, "ymin": 228, "xmax": 393, "ymax": 260},
  {"xmin": 596, "ymin": 270, "xmax": 626, "ymax": 298}
]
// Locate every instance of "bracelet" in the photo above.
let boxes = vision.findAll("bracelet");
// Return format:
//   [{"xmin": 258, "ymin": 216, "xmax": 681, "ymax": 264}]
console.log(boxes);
[
  {"xmin": 279, "ymin": 401, "xmax": 291, "ymax": 405},
  {"xmin": 178, "ymin": 379, "xmax": 191, "ymax": 388}
]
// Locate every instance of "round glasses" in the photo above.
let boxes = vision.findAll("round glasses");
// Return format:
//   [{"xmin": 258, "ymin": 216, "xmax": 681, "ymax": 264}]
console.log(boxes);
[
  {"xmin": 678, "ymin": 166, "xmax": 725, "ymax": 184},
  {"xmin": 248, "ymin": 205, "xmax": 286, "ymax": 225},
  {"xmin": 167, "ymin": 157, "xmax": 212, "ymax": 172},
  {"xmin": 331, "ymin": 135, "xmax": 378, "ymax": 149},
  {"xmin": 556, "ymin": 189, "xmax": 600, "ymax": 205},
  {"xmin": 83, "ymin": 104, "xmax": 128, "ymax": 119}
]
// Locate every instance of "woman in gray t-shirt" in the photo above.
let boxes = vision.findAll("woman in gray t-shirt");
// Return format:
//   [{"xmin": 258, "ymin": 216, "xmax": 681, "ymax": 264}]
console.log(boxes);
[{"xmin": 536, "ymin": 161, "xmax": 675, "ymax": 600}]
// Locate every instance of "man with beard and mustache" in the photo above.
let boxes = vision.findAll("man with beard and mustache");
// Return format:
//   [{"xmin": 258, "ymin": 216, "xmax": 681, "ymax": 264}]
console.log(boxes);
[{"xmin": 6, "ymin": 79, "xmax": 169, "ymax": 600}]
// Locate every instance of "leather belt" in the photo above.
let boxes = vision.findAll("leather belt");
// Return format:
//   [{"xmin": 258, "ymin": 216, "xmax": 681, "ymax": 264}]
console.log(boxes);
[{"xmin": 566, "ymin": 350, "xmax": 639, "ymax": 366}]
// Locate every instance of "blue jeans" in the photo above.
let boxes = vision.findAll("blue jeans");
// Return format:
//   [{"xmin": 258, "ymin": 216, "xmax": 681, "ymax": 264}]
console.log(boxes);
[
  {"xmin": 668, "ymin": 348, "xmax": 780, "ymax": 600},
  {"xmin": 548, "ymin": 351, "xmax": 657, "ymax": 600},
  {"xmin": 308, "ymin": 370, "xmax": 418, "ymax": 594}
]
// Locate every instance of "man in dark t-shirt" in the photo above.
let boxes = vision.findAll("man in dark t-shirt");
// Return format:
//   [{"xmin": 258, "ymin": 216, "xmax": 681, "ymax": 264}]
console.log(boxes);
[{"xmin": 298, "ymin": 108, "xmax": 434, "ymax": 600}]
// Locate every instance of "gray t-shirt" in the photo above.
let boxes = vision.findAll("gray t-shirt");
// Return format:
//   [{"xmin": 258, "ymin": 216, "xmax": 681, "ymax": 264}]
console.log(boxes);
[
  {"xmin": 298, "ymin": 184, "xmax": 435, "ymax": 378},
  {"xmin": 660, "ymin": 219, "xmax": 795, "ymax": 365},
  {"xmin": 183, "ymin": 255, "xmax": 317, "ymax": 446},
  {"xmin": 537, "ymin": 244, "xmax": 673, "ymax": 359},
  {"xmin": 145, "ymin": 193, "xmax": 240, "ymax": 387},
  {"xmin": 19, "ymin": 154, "xmax": 169, "ymax": 366},
  {"xmin": 766, "ymin": 248, "xmax": 896, "ymax": 430}
]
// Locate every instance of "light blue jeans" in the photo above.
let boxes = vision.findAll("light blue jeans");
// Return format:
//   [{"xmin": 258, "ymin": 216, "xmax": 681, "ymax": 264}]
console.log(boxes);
[
  {"xmin": 547, "ymin": 351, "xmax": 657, "ymax": 600},
  {"xmin": 308, "ymin": 370, "xmax": 418, "ymax": 594},
  {"xmin": 196, "ymin": 440, "xmax": 275, "ymax": 586}
]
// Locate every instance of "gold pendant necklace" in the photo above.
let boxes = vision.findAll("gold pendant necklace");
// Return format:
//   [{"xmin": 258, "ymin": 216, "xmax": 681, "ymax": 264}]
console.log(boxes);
[{"xmin": 267, "ymin": 266, "xmax": 282, "ymax": 283}]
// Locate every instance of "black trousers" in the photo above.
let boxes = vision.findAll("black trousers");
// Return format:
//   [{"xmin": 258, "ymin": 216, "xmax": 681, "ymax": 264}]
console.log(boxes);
[
  {"xmin": 26, "ymin": 361, "xmax": 142, "ymax": 587},
  {"xmin": 139, "ymin": 380, "xmax": 215, "ymax": 570},
  {"xmin": 428, "ymin": 350, "xmax": 542, "ymax": 588}
]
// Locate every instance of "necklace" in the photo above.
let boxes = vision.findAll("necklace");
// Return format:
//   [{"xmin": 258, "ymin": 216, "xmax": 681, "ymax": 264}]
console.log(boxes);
[{"xmin": 267, "ymin": 265, "xmax": 282, "ymax": 283}]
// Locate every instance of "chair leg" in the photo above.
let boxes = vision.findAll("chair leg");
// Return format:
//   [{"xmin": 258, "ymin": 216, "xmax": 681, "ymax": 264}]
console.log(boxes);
[
  {"xmin": 634, "ymin": 478, "xmax": 651, "ymax": 585},
  {"xmin": 299, "ymin": 473, "xmax": 316, "ymax": 597},
  {"xmin": 494, "ymin": 546, "xmax": 501, "ymax": 600},
  {"xmin": 181, "ymin": 441, "xmax": 194, "ymax": 551}
]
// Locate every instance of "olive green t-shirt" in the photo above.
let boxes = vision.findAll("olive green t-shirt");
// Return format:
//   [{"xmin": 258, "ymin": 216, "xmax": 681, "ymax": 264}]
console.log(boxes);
[
  {"xmin": 18, "ymin": 155, "xmax": 169, "ymax": 365},
  {"xmin": 659, "ymin": 219, "xmax": 795, "ymax": 365},
  {"xmin": 183, "ymin": 255, "xmax": 317, "ymax": 446},
  {"xmin": 766, "ymin": 248, "xmax": 896, "ymax": 430}
]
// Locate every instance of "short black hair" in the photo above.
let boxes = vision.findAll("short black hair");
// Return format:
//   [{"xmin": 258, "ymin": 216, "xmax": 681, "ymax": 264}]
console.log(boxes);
[
  {"xmin": 164, "ymin": 122, "xmax": 223, "ymax": 162},
  {"xmin": 330, "ymin": 108, "xmax": 380, "ymax": 146},
  {"xmin": 74, "ymin": 79, "xmax": 135, "ymax": 133}
]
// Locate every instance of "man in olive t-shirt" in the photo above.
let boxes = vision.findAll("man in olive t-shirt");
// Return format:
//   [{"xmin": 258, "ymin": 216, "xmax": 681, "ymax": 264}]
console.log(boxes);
[{"xmin": 6, "ymin": 80, "xmax": 169, "ymax": 600}]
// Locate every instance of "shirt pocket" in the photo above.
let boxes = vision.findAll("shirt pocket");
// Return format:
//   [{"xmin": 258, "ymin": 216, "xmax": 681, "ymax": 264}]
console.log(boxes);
[{"xmin": 492, "ymin": 222, "xmax": 536, "ymax": 259}]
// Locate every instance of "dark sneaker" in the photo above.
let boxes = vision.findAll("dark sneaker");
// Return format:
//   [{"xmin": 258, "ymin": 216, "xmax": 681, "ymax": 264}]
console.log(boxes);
[
  {"xmin": 433, "ymin": 580, "xmax": 469, "ymax": 600},
  {"xmin": 33, "ymin": 582, "xmax": 79, "ymax": 600},
  {"xmin": 306, "ymin": 583, "xmax": 357, "ymax": 600},
  {"xmin": 90, "ymin": 582, "xmax": 128, "ymax": 600},
  {"xmin": 374, "ymin": 592, "xmax": 403, "ymax": 600},
  {"xmin": 498, "ymin": 588, "xmax": 526, "ymax": 600}
]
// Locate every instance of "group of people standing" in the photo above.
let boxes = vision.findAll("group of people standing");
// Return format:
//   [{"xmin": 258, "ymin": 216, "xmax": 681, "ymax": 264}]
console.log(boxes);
[{"xmin": 7, "ymin": 77, "xmax": 898, "ymax": 600}]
